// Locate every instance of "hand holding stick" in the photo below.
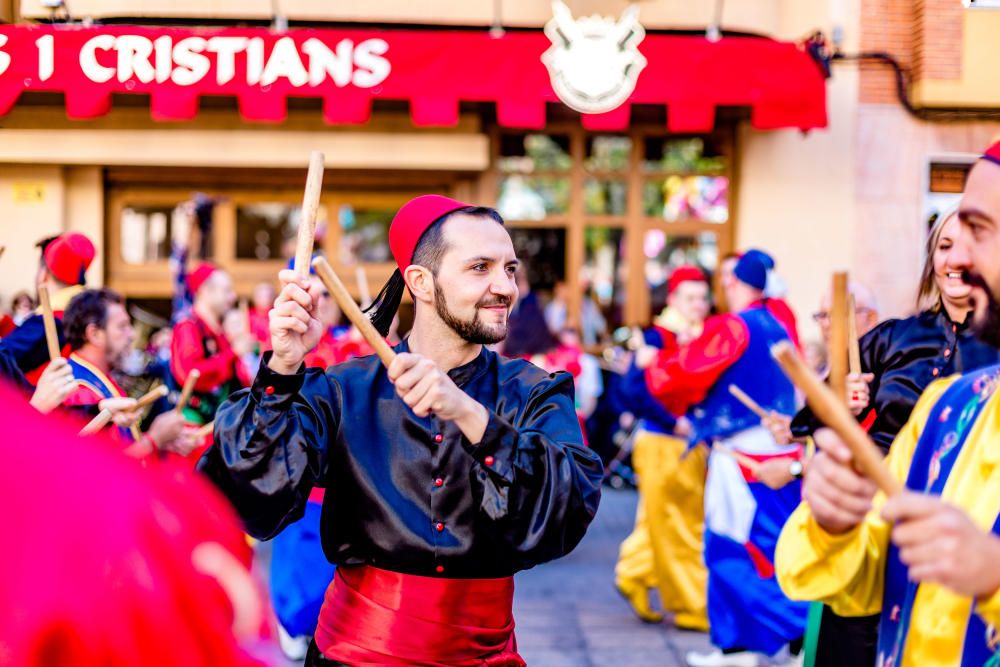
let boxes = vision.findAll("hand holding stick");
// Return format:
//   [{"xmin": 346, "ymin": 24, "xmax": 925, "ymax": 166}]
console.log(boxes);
[
  {"xmin": 37, "ymin": 285, "xmax": 61, "ymax": 362},
  {"xmin": 772, "ymin": 341, "xmax": 902, "ymax": 496},
  {"xmin": 175, "ymin": 370, "xmax": 201, "ymax": 415},
  {"xmin": 294, "ymin": 151, "xmax": 325, "ymax": 278},
  {"xmin": 311, "ymin": 257, "xmax": 396, "ymax": 367},
  {"xmin": 79, "ymin": 385, "xmax": 168, "ymax": 436}
]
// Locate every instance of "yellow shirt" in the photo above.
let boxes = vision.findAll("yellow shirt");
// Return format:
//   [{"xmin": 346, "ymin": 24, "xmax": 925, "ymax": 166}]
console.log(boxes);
[{"xmin": 775, "ymin": 376, "xmax": 1000, "ymax": 667}]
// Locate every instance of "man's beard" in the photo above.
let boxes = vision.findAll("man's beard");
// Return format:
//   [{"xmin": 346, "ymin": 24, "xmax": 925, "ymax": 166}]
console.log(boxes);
[
  {"xmin": 963, "ymin": 270, "xmax": 1000, "ymax": 347},
  {"xmin": 434, "ymin": 283, "xmax": 511, "ymax": 345}
]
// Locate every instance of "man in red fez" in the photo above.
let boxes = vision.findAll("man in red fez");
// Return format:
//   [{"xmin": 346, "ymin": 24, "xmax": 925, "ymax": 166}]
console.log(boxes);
[
  {"xmin": 201, "ymin": 195, "xmax": 603, "ymax": 666},
  {"xmin": 170, "ymin": 262, "xmax": 254, "ymax": 428},
  {"xmin": 0, "ymin": 232, "xmax": 96, "ymax": 385},
  {"xmin": 615, "ymin": 265, "xmax": 711, "ymax": 629}
]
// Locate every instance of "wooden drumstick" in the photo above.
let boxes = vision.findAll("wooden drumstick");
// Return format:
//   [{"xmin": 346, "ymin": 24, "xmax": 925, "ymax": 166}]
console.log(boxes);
[
  {"xmin": 294, "ymin": 151, "xmax": 325, "ymax": 278},
  {"xmin": 37, "ymin": 285, "xmax": 61, "ymax": 362},
  {"xmin": 772, "ymin": 341, "xmax": 902, "ymax": 496},
  {"xmin": 728, "ymin": 384, "xmax": 770, "ymax": 421},
  {"xmin": 78, "ymin": 385, "xmax": 169, "ymax": 436},
  {"xmin": 312, "ymin": 257, "xmax": 396, "ymax": 367},
  {"xmin": 848, "ymin": 293, "xmax": 862, "ymax": 376},
  {"xmin": 829, "ymin": 272, "xmax": 849, "ymax": 405},
  {"xmin": 175, "ymin": 370, "xmax": 201, "ymax": 415},
  {"xmin": 79, "ymin": 409, "xmax": 113, "ymax": 436}
]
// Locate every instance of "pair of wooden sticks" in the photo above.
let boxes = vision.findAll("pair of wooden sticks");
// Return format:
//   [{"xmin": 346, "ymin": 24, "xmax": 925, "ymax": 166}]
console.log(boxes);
[{"xmin": 723, "ymin": 270, "xmax": 899, "ymax": 496}]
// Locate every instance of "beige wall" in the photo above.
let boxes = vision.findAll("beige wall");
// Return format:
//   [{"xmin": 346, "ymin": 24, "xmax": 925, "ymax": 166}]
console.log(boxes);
[
  {"xmin": 737, "ymin": 0, "xmax": 861, "ymax": 343},
  {"xmin": 18, "ymin": 0, "xmax": 786, "ymax": 34},
  {"xmin": 1, "ymin": 166, "xmax": 64, "ymax": 303},
  {"xmin": 854, "ymin": 105, "xmax": 1000, "ymax": 319},
  {"xmin": 0, "ymin": 165, "xmax": 103, "ymax": 305},
  {"xmin": 913, "ymin": 10, "xmax": 1000, "ymax": 108}
]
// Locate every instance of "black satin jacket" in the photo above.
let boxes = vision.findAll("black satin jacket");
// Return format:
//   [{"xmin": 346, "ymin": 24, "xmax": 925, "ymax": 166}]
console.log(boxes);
[
  {"xmin": 792, "ymin": 309, "xmax": 999, "ymax": 452},
  {"xmin": 199, "ymin": 342, "xmax": 603, "ymax": 579}
]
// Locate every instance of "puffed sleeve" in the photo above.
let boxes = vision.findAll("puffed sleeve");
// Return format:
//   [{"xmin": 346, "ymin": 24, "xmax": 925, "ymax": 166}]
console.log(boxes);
[
  {"xmin": 198, "ymin": 354, "xmax": 341, "ymax": 539},
  {"xmin": 464, "ymin": 368, "xmax": 603, "ymax": 570},
  {"xmin": 775, "ymin": 377, "xmax": 953, "ymax": 615}
]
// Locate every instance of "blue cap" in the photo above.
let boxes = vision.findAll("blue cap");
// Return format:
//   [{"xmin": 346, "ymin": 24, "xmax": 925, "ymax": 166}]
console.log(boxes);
[
  {"xmin": 742, "ymin": 248, "xmax": 775, "ymax": 270},
  {"xmin": 733, "ymin": 254, "xmax": 768, "ymax": 291}
]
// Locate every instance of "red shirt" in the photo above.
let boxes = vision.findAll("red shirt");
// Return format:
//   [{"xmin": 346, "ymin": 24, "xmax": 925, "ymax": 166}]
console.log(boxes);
[
  {"xmin": 171, "ymin": 314, "xmax": 252, "ymax": 392},
  {"xmin": 305, "ymin": 327, "xmax": 376, "ymax": 370}
]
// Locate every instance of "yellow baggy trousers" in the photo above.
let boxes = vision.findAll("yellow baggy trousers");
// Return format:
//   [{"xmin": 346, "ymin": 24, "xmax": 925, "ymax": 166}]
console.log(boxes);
[{"xmin": 615, "ymin": 429, "xmax": 709, "ymax": 631}]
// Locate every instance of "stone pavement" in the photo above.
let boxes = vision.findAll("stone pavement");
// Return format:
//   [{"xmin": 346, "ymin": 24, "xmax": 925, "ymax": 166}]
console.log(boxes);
[{"xmin": 513, "ymin": 488, "xmax": 714, "ymax": 667}]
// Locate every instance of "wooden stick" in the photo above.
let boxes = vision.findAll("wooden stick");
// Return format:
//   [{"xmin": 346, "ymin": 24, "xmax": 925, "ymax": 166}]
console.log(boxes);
[
  {"xmin": 136, "ymin": 384, "xmax": 169, "ymax": 409},
  {"xmin": 37, "ymin": 285, "xmax": 61, "ymax": 362},
  {"xmin": 0, "ymin": 245, "xmax": 5, "ymax": 261},
  {"xmin": 772, "ymin": 341, "xmax": 902, "ymax": 496},
  {"xmin": 79, "ymin": 409, "xmax": 113, "ymax": 436},
  {"xmin": 728, "ymin": 384, "xmax": 769, "ymax": 421},
  {"xmin": 829, "ymin": 272, "xmax": 849, "ymax": 405},
  {"xmin": 195, "ymin": 421, "xmax": 214, "ymax": 439},
  {"xmin": 714, "ymin": 443, "xmax": 762, "ymax": 475},
  {"xmin": 848, "ymin": 293, "xmax": 862, "ymax": 376},
  {"xmin": 294, "ymin": 151, "xmax": 325, "ymax": 278},
  {"xmin": 312, "ymin": 257, "xmax": 396, "ymax": 367},
  {"xmin": 78, "ymin": 385, "xmax": 168, "ymax": 437},
  {"xmin": 355, "ymin": 266, "xmax": 372, "ymax": 309},
  {"xmin": 175, "ymin": 370, "xmax": 201, "ymax": 415}
]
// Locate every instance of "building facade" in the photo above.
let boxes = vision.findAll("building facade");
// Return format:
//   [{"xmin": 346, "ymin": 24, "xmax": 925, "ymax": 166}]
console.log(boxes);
[{"xmin": 0, "ymin": 0, "xmax": 998, "ymax": 342}]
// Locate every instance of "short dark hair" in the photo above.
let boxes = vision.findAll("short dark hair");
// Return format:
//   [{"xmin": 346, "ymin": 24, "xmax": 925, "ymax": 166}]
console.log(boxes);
[
  {"xmin": 64, "ymin": 288, "xmax": 123, "ymax": 351},
  {"xmin": 35, "ymin": 235, "xmax": 58, "ymax": 268},
  {"xmin": 411, "ymin": 206, "xmax": 504, "ymax": 275}
]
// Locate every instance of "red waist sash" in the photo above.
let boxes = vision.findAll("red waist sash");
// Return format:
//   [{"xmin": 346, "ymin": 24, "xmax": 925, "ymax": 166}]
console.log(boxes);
[{"xmin": 314, "ymin": 565, "xmax": 523, "ymax": 667}]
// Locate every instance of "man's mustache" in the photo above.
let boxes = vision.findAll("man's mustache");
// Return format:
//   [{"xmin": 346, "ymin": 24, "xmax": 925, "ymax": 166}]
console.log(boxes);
[
  {"xmin": 962, "ymin": 269, "xmax": 990, "ymax": 292},
  {"xmin": 477, "ymin": 296, "xmax": 512, "ymax": 309}
]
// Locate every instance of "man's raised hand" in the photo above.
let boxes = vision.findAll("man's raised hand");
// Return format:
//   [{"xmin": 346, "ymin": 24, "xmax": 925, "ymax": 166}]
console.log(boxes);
[{"xmin": 268, "ymin": 269, "xmax": 324, "ymax": 374}]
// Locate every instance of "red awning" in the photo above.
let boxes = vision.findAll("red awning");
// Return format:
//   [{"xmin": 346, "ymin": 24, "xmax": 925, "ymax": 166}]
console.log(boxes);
[{"xmin": 0, "ymin": 24, "xmax": 827, "ymax": 132}]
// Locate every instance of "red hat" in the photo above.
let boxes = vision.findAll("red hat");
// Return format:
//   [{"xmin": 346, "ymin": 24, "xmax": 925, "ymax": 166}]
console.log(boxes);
[
  {"xmin": 187, "ymin": 262, "xmax": 219, "ymax": 295},
  {"xmin": 983, "ymin": 139, "xmax": 1000, "ymax": 168},
  {"xmin": 667, "ymin": 265, "xmax": 707, "ymax": 294},
  {"xmin": 388, "ymin": 195, "xmax": 472, "ymax": 270},
  {"xmin": 43, "ymin": 232, "xmax": 95, "ymax": 285}
]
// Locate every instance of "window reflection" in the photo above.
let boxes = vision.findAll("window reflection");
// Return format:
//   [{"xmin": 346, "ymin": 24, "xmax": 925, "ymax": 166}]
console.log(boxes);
[
  {"xmin": 339, "ymin": 205, "xmax": 394, "ymax": 264},
  {"xmin": 585, "ymin": 135, "xmax": 631, "ymax": 172},
  {"xmin": 236, "ymin": 203, "xmax": 327, "ymax": 261},
  {"xmin": 584, "ymin": 179, "xmax": 627, "ymax": 216},
  {"xmin": 642, "ymin": 137, "xmax": 727, "ymax": 173},
  {"xmin": 507, "ymin": 227, "xmax": 566, "ymax": 290},
  {"xmin": 497, "ymin": 175, "xmax": 571, "ymax": 220},
  {"xmin": 643, "ymin": 175, "xmax": 729, "ymax": 223},
  {"xmin": 120, "ymin": 204, "xmax": 182, "ymax": 264},
  {"xmin": 583, "ymin": 227, "xmax": 625, "ymax": 333},
  {"xmin": 498, "ymin": 134, "xmax": 572, "ymax": 173}
]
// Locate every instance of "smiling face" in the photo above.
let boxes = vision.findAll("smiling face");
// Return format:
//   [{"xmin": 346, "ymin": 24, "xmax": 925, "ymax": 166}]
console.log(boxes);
[
  {"xmin": 954, "ymin": 159, "xmax": 1000, "ymax": 345},
  {"xmin": 933, "ymin": 214, "xmax": 973, "ymax": 308},
  {"xmin": 426, "ymin": 214, "xmax": 519, "ymax": 345}
]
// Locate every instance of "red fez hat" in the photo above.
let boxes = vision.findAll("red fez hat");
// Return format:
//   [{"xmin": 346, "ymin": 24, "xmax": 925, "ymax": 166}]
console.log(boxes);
[
  {"xmin": 388, "ymin": 195, "xmax": 472, "ymax": 270},
  {"xmin": 187, "ymin": 262, "xmax": 219, "ymax": 295},
  {"xmin": 43, "ymin": 232, "xmax": 95, "ymax": 286},
  {"xmin": 667, "ymin": 265, "xmax": 707, "ymax": 294},
  {"xmin": 983, "ymin": 139, "xmax": 1000, "ymax": 168}
]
